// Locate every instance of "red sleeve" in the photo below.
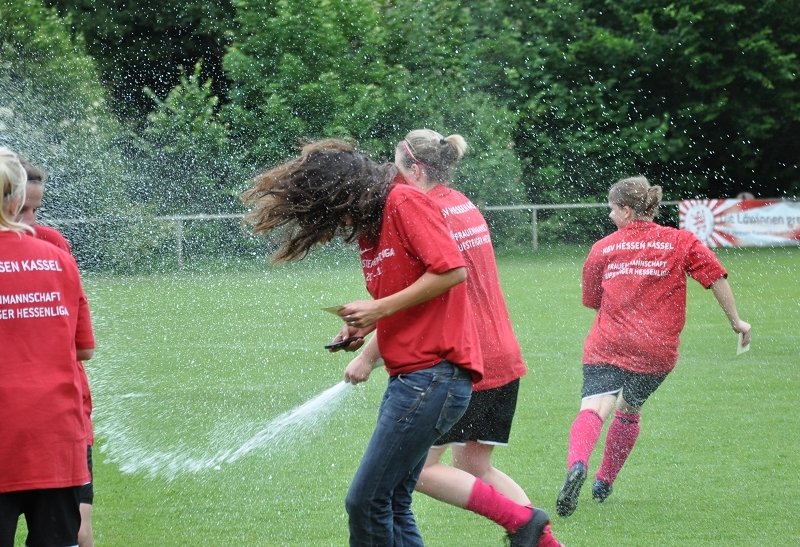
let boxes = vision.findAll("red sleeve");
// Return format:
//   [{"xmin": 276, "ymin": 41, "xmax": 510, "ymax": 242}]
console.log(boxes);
[
  {"xmin": 582, "ymin": 244, "xmax": 605, "ymax": 309},
  {"xmin": 74, "ymin": 288, "xmax": 95, "ymax": 350},
  {"xmin": 682, "ymin": 233, "xmax": 728, "ymax": 288},
  {"xmin": 63, "ymin": 253, "xmax": 94, "ymax": 350},
  {"xmin": 394, "ymin": 190, "xmax": 465, "ymax": 274}
]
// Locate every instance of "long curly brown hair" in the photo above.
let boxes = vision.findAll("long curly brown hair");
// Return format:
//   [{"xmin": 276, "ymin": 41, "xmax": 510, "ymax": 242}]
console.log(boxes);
[{"xmin": 242, "ymin": 139, "xmax": 396, "ymax": 263}]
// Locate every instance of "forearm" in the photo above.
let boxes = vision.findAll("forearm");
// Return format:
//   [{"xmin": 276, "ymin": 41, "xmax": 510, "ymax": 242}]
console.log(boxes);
[
  {"xmin": 377, "ymin": 267, "xmax": 466, "ymax": 318},
  {"xmin": 710, "ymin": 277, "xmax": 742, "ymax": 325},
  {"xmin": 359, "ymin": 335, "xmax": 383, "ymax": 368}
]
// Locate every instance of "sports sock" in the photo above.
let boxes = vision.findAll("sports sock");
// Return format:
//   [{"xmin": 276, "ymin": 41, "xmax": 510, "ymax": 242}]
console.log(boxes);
[
  {"xmin": 464, "ymin": 478, "xmax": 533, "ymax": 531},
  {"xmin": 596, "ymin": 409, "xmax": 641, "ymax": 485},
  {"xmin": 567, "ymin": 409, "xmax": 603, "ymax": 469},
  {"xmin": 538, "ymin": 524, "xmax": 562, "ymax": 547}
]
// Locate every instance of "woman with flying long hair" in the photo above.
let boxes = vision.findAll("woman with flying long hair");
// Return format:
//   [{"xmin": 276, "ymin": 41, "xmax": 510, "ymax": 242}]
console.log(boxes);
[{"xmin": 242, "ymin": 139, "xmax": 482, "ymax": 547}]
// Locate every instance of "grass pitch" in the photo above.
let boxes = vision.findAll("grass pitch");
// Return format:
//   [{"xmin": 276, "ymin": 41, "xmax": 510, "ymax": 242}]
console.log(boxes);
[{"xmin": 15, "ymin": 245, "xmax": 799, "ymax": 546}]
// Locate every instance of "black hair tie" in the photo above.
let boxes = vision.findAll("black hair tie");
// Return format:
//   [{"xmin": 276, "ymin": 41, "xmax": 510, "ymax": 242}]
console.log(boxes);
[{"xmin": 440, "ymin": 139, "xmax": 446, "ymax": 145}]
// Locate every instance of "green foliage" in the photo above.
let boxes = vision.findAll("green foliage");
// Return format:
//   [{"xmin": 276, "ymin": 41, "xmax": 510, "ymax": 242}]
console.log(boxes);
[
  {"xmin": 45, "ymin": 0, "xmax": 237, "ymax": 120},
  {"xmin": 0, "ymin": 0, "xmax": 173, "ymax": 271},
  {"xmin": 6, "ymin": 0, "xmax": 800, "ymax": 257},
  {"xmin": 503, "ymin": 0, "xmax": 800, "ymax": 202},
  {"xmin": 136, "ymin": 61, "xmax": 242, "ymax": 215},
  {"xmin": 223, "ymin": 0, "xmax": 526, "ymax": 205}
]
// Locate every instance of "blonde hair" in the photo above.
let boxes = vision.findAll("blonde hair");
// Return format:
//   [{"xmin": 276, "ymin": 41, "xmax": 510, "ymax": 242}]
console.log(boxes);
[
  {"xmin": 608, "ymin": 176, "xmax": 663, "ymax": 220},
  {"xmin": 396, "ymin": 129, "xmax": 467, "ymax": 183},
  {"xmin": 0, "ymin": 147, "xmax": 32, "ymax": 233}
]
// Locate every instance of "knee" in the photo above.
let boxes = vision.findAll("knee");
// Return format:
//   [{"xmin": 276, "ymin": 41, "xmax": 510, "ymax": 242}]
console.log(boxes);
[
  {"xmin": 453, "ymin": 458, "xmax": 488, "ymax": 479},
  {"xmin": 345, "ymin": 485, "xmax": 366, "ymax": 518}
]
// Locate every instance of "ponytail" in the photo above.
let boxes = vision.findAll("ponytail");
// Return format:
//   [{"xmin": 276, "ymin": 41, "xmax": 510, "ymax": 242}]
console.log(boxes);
[
  {"xmin": 608, "ymin": 176, "xmax": 662, "ymax": 220},
  {"xmin": 397, "ymin": 129, "xmax": 468, "ymax": 183}
]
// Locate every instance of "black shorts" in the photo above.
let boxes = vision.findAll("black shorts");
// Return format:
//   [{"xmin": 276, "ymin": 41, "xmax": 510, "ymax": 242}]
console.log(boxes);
[
  {"xmin": 79, "ymin": 445, "xmax": 94, "ymax": 505},
  {"xmin": 433, "ymin": 379, "xmax": 520, "ymax": 446},
  {"xmin": 0, "ymin": 486, "xmax": 81, "ymax": 547},
  {"xmin": 582, "ymin": 364, "xmax": 668, "ymax": 409}
]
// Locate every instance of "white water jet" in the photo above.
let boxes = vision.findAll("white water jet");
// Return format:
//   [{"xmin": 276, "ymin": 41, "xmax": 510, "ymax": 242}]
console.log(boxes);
[{"xmin": 97, "ymin": 381, "xmax": 353, "ymax": 480}]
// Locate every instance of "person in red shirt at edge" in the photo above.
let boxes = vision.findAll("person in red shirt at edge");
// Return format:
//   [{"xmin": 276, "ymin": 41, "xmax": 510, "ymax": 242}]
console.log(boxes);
[
  {"xmin": 341, "ymin": 129, "xmax": 563, "ymax": 547},
  {"xmin": 241, "ymin": 139, "xmax": 480, "ymax": 547},
  {"xmin": 16, "ymin": 157, "xmax": 96, "ymax": 547},
  {"xmin": 0, "ymin": 147, "xmax": 96, "ymax": 547},
  {"xmin": 556, "ymin": 176, "xmax": 752, "ymax": 518}
]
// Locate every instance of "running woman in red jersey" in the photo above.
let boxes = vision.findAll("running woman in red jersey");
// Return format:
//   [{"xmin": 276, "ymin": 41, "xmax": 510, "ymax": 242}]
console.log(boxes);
[
  {"xmin": 0, "ymin": 147, "xmax": 96, "ymax": 547},
  {"xmin": 242, "ymin": 139, "xmax": 481, "ymax": 547},
  {"xmin": 342, "ymin": 129, "xmax": 563, "ymax": 547},
  {"xmin": 556, "ymin": 176, "xmax": 751, "ymax": 517}
]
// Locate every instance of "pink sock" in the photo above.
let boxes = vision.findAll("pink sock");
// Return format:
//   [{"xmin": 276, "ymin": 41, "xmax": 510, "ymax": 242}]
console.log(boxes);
[
  {"xmin": 464, "ymin": 478, "xmax": 533, "ymax": 531},
  {"xmin": 567, "ymin": 409, "xmax": 604, "ymax": 469},
  {"xmin": 596, "ymin": 409, "xmax": 641, "ymax": 485},
  {"xmin": 537, "ymin": 524, "xmax": 563, "ymax": 547}
]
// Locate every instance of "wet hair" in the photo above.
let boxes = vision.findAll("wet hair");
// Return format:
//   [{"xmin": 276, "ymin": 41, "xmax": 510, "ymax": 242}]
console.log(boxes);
[
  {"xmin": 19, "ymin": 156, "xmax": 46, "ymax": 186},
  {"xmin": 608, "ymin": 176, "xmax": 663, "ymax": 220},
  {"xmin": 242, "ymin": 139, "xmax": 396, "ymax": 263},
  {"xmin": 395, "ymin": 129, "xmax": 467, "ymax": 183},
  {"xmin": 0, "ymin": 147, "xmax": 33, "ymax": 233}
]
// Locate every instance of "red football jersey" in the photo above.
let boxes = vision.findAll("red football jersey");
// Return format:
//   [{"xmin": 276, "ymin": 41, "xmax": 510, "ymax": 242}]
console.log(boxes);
[
  {"xmin": 582, "ymin": 220, "xmax": 727, "ymax": 374},
  {"xmin": 0, "ymin": 232, "xmax": 94, "ymax": 493},
  {"xmin": 31, "ymin": 225, "xmax": 94, "ymax": 444},
  {"xmin": 359, "ymin": 181, "xmax": 482, "ymax": 381},
  {"xmin": 426, "ymin": 184, "xmax": 526, "ymax": 391}
]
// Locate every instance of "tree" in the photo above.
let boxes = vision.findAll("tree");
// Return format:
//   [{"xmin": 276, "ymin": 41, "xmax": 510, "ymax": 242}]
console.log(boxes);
[
  {"xmin": 0, "ymin": 0, "xmax": 172, "ymax": 270},
  {"xmin": 136, "ymin": 61, "xmax": 238, "ymax": 215},
  {"xmin": 498, "ymin": 0, "xmax": 800, "ymax": 201},
  {"xmin": 45, "ymin": 0, "xmax": 237, "ymax": 121},
  {"xmin": 223, "ymin": 0, "xmax": 526, "ymax": 208}
]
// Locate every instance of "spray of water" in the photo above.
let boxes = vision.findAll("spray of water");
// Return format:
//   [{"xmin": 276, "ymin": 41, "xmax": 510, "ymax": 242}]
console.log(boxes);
[{"xmin": 97, "ymin": 381, "xmax": 353, "ymax": 480}]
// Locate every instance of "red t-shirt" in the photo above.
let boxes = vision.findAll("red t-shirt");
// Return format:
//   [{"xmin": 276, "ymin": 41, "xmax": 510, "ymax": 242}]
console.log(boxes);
[
  {"xmin": 32, "ymin": 225, "xmax": 94, "ymax": 445},
  {"xmin": 582, "ymin": 220, "xmax": 727, "ymax": 374},
  {"xmin": 32, "ymin": 224, "xmax": 71, "ymax": 253},
  {"xmin": 359, "ymin": 181, "xmax": 482, "ymax": 381},
  {"xmin": 426, "ymin": 184, "xmax": 526, "ymax": 391},
  {"xmin": 0, "ymin": 231, "xmax": 95, "ymax": 493}
]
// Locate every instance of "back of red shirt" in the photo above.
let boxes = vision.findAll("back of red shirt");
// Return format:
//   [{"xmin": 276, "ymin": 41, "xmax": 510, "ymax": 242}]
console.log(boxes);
[
  {"xmin": 32, "ymin": 224, "xmax": 94, "ymax": 444},
  {"xmin": 359, "ymin": 181, "xmax": 482, "ymax": 381},
  {"xmin": 582, "ymin": 221, "xmax": 726, "ymax": 374},
  {"xmin": 0, "ymin": 231, "xmax": 94, "ymax": 492},
  {"xmin": 427, "ymin": 185, "xmax": 526, "ymax": 391}
]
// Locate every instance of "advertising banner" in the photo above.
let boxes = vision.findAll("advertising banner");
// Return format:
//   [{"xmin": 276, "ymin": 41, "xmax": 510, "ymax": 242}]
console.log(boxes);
[{"xmin": 679, "ymin": 199, "xmax": 800, "ymax": 247}]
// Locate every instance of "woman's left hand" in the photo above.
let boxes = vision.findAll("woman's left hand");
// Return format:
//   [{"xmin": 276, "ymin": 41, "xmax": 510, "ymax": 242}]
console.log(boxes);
[{"xmin": 732, "ymin": 319, "xmax": 752, "ymax": 347}]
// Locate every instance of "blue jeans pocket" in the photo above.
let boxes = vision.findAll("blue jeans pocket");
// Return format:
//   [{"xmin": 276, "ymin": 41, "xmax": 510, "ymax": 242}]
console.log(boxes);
[
  {"xmin": 435, "ymin": 384, "xmax": 471, "ymax": 435},
  {"xmin": 394, "ymin": 370, "xmax": 438, "ymax": 423}
]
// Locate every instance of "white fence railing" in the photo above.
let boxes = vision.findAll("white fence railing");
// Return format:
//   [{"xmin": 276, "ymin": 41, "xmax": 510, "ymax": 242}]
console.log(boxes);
[
  {"xmin": 45, "ymin": 203, "xmax": 681, "ymax": 266},
  {"xmin": 483, "ymin": 201, "xmax": 680, "ymax": 250}
]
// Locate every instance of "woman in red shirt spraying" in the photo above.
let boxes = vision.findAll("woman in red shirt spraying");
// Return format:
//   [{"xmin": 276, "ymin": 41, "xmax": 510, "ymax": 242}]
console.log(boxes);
[
  {"xmin": 242, "ymin": 139, "xmax": 481, "ymax": 547},
  {"xmin": 556, "ymin": 176, "xmax": 751, "ymax": 517}
]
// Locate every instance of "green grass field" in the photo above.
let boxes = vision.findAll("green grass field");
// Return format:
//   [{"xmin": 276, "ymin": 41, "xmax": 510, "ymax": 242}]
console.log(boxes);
[{"xmin": 16, "ymin": 245, "xmax": 799, "ymax": 546}]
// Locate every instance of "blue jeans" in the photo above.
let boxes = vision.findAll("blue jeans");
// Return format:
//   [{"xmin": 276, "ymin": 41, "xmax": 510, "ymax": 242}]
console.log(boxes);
[{"xmin": 346, "ymin": 361, "xmax": 472, "ymax": 547}]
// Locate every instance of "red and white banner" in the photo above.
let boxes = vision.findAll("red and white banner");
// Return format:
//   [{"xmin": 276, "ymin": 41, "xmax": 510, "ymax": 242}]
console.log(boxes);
[{"xmin": 679, "ymin": 199, "xmax": 800, "ymax": 247}]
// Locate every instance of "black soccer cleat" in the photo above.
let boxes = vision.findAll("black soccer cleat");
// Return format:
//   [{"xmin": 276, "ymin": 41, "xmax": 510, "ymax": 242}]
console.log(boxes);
[
  {"xmin": 592, "ymin": 478, "xmax": 613, "ymax": 502},
  {"xmin": 556, "ymin": 462, "xmax": 587, "ymax": 517},
  {"xmin": 506, "ymin": 508, "xmax": 552, "ymax": 547}
]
